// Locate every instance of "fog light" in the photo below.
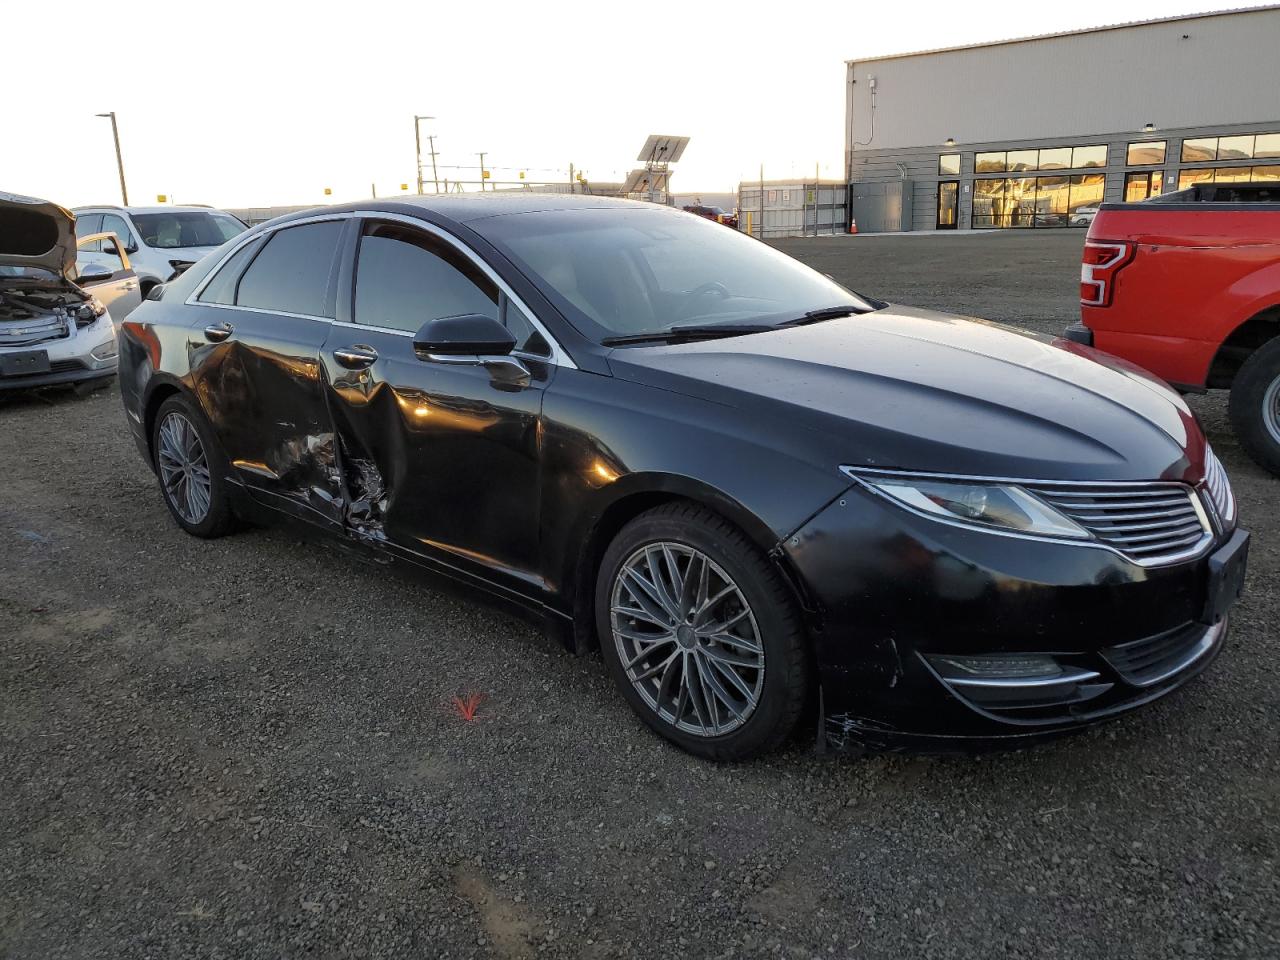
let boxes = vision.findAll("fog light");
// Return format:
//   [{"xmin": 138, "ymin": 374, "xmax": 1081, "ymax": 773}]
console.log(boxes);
[
  {"xmin": 927, "ymin": 653, "xmax": 1062, "ymax": 680},
  {"xmin": 91, "ymin": 340, "xmax": 118, "ymax": 361}
]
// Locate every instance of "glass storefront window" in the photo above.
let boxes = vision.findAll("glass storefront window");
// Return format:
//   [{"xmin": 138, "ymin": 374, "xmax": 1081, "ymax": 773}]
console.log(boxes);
[
  {"xmin": 1217, "ymin": 136, "xmax": 1254, "ymax": 160},
  {"xmin": 975, "ymin": 152, "xmax": 1006, "ymax": 173},
  {"xmin": 1006, "ymin": 150, "xmax": 1038, "ymax": 173},
  {"xmin": 1257, "ymin": 134, "xmax": 1280, "ymax": 159},
  {"xmin": 1181, "ymin": 138, "xmax": 1217, "ymax": 163},
  {"xmin": 1254, "ymin": 165, "xmax": 1280, "ymax": 182},
  {"xmin": 1126, "ymin": 141, "xmax": 1166, "ymax": 166},
  {"xmin": 1178, "ymin": 168, "xmax": 1216, "ymax": 189},
  {"xmin": 1037, "ymin": 148, "xmax": 1072, "ymax": 171},
  {"xmin": 1215, "ymin": 166, "xmax": 1253, "ymax": 183},
  {"xmin": 1072, "ymin": 145, "xmax": 1107, "ymax": 168},
  {"xmin": 1035, "ymin": 176, "xmax": 1070, "ymax": 225},
  {"xmin": 1068, "ymin": 174, "xmax": 1105, "ymax": 219},
  {"xmin": 939, "ymin": 154, "xmax": 961, "ymax": 176},
  {"xmin": 971, "ymin": 179, "xmax": 1006, "ymax": 227},
  {"xmin": 1005, "ymin": 177, "xmax": 1037, "ymax": 226}
]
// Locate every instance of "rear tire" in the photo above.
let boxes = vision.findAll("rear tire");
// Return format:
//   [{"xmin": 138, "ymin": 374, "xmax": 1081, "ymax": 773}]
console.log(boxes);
[
  {"xmin": 595, "ymin": 503, "xmax": 810, "ymax": 761},
  {"xmin": 151, "ymin": 394, "xmax": 236, "ymax": 538},
  {"xmin": 1228, "ymin": 337, "xmax": 1280, "ymax": 477}
]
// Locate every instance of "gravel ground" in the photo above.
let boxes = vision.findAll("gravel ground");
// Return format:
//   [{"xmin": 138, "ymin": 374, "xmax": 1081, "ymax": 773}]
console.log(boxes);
[{"xmin": 2, "ymin": 231, "xmax": 1277, "ymax": 959}]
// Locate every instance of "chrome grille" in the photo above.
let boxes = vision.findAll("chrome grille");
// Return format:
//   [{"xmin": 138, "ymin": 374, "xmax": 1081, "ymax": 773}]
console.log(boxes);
[
  {"xmin": 1202, "ymin": 446, "xmax": 1236, "ymax": 532},
  {"xmin": 1025, "ymin": 482, "xmax": 1210, "ymax": 564}
]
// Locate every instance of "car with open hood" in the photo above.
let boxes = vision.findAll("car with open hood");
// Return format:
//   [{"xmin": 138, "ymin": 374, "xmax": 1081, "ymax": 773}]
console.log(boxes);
[
  {"xmin": 1, "ymin": 192, "xmax": 139, "ymax": 392},
  {"xmin": 116, "ymin": 195, "xmax": 1248, "ymax": 758}
]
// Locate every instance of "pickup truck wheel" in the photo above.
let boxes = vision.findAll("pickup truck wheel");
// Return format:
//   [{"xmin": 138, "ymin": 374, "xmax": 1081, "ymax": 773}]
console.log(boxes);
[{"xmin": 1228, "ymin": 337, "xmax": 1280, "ymax": 476}]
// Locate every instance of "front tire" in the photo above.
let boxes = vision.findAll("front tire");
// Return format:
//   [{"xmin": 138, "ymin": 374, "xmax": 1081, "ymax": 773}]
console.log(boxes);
[
  {"xmin": 151, "ymin": 394, "xmax": 236, "ymax": 538},
  {"xmin": 1228, "ymin": 337, "xmax": 1280, "ymax": 477},
  {"xmin": 595, "ymin": 503, "xmax": 810, "ymax": 760}
]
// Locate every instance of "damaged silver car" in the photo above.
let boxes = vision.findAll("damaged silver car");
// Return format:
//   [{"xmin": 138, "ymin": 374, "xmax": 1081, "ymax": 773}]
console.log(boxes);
[{"xmin": 1, "ymin": 191, "xmax": 139, "ymax": 393}]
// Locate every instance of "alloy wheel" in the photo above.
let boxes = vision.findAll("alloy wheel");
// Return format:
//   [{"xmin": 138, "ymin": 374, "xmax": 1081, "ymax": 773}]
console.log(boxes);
[
  {"xmin": 1264, "ymin": 374, "xmax": 1280, "ymax": 446},
  {"xmin": 610, "ymin": 541, "xmax": 765, "ymax": 737},
  {"xmin": 157, "ymin": 411, "xmax": 212, "ymax": 525}
]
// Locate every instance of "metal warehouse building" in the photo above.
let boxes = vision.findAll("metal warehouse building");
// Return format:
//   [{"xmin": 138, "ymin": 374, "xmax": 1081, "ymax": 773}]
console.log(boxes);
[{"xmin": 844, "ymin": 5, "xmax": 1280, "ymax": 232}]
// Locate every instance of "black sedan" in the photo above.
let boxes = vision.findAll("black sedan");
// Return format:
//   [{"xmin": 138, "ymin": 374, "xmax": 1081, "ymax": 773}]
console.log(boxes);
[{"xmin": 117, "ymin": 195, "xmax": 1248, "ymax": 759}]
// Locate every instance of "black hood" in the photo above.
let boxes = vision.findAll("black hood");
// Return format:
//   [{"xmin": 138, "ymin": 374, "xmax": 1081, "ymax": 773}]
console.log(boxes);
[{"xmin": 606, "ymin": 305, "xmax": 1205, "ymax": 484}]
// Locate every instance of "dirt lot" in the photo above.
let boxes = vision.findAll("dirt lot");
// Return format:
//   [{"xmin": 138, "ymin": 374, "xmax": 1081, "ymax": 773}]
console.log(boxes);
[{"xmin": 2, "ymin": 231, "xmax": 1277, "ymax": 959}]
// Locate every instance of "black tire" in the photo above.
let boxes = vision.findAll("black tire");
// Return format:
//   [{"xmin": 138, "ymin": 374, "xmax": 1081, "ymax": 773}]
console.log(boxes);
[
  {"xmin": 1228, "ymin": 337, "xmax": 1280, "ymax": 477},
  {"xmin": 595, "ymin": 502, "xmax": 810, "ymax": 761},
  {"xmin": 150, "ymin": 394, "xmax": 237, "ymax": 538}
]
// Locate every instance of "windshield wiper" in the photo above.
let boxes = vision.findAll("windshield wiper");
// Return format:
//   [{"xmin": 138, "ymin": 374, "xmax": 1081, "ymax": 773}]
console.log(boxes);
[
  {"xmin": 602, "ymin": 324, "xmax": 773, "ymax": 346},
  {"xmin": 776, "ymin": 304, "xmax": 870, "ymax": 327}
]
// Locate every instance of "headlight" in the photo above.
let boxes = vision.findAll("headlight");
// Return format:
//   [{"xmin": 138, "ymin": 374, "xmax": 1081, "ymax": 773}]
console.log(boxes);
[
  {"xmin": 91, "ymin": 339, "xmax": 118, "ymax": 361},
  {"xmin": 77, "ymin": 298, "xmax": 107, "ymax": 322},
  {"xmin": 845, "ymin": 470, "xmax": 1089, "ymax": 540}
]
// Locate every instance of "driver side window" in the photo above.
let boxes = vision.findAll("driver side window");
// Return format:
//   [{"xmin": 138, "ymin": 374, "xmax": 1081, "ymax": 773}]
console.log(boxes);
[{"xmin": 354, "ymin": 222, "xmax": 498, "ymax": 333}]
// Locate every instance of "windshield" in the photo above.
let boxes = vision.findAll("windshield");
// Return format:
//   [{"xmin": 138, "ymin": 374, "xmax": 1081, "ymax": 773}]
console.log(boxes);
[
  {"xmin": 477, "ymin": 206, "xmax": 873, "ymax": 342},
  {"xmin": 131, "ymin": 212, "xmax": 246, "ymax": 249}
]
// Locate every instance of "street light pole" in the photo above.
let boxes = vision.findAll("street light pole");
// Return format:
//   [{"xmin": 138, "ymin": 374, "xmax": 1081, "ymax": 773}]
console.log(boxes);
[
  {"xmin": 477, "ymin": 152, "xmax": 487, "ymax": 192},
  {"xmin": 95, "ymin": 112, "xmax": 128, "ymax": 205},
  {"xmin": 414, "ymin": 115, "xmax": 435, "ymax": 195}
]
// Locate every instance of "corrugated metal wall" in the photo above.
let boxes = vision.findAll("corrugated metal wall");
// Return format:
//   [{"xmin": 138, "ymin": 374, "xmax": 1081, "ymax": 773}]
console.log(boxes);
[
  {"xmin": 846, "ymin": 8, "xmax": 1280, "ymax": 152},
  {"xmin": 737, "ymin": 183, "xmax": 848, "ymax": 239}
]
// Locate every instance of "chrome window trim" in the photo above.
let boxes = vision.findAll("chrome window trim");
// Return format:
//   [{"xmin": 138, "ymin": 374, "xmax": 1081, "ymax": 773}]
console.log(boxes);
[
  {"xmin": 841, "ymin": 465, "xmax": 1215, "ymax": 568},
  {"xmin": 184, "ymin": 210, "xmax": 575, "ymax": 368}
]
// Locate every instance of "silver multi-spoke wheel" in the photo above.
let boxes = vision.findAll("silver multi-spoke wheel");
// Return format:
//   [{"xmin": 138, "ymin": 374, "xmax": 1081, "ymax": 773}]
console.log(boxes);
[
  {"xmin": 1264, "ymin": 374, "xmax": 1280, "ymax": 446},
  {"xmin": 156, "ymin": 411, "xmax": 212, "ymax": 525},
  {"xmin": 610, "ymin": 541, "xmax": 765, "ymax": 737}
]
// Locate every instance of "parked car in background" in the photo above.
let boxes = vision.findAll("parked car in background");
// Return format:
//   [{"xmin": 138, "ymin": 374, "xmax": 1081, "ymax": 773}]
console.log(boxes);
[
  {"xmin": 1068, "ymin": 195, "xmax": 1280, "ymax": 474},
  {"xmin": 71, "ymin": 204, "xmax": 246, "ymax": 298},
  {"xmin": 682, "ymin": 204, "xmax": 738, "ymax": 229},
  {"xmin": 1, "ymin": 192, "xmax": 135, "ymax": 393},
  {"xmin": 1070, "ymin": 204, "xmax": 1100, "ymax": 226},
  {"xmin": 117, "ymin": 195, "xmax": 1246, "ymax": 759}
]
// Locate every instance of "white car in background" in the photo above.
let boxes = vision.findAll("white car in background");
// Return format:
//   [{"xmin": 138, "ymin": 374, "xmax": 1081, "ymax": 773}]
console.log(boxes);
[
  {"xmin": 1071, "ymin": 205, "xmax": 1101, "ymax": 226},
  {"xmin": 1, "ymin": 192, "xmax": 140, "ymax": 394},
  {"xmin": 71, "ymin": 204, "xmax": 246, "ymax": 297}
]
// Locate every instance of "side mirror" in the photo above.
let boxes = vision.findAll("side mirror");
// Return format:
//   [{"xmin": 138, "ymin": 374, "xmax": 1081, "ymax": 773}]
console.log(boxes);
[
  {"xmin": 102, "ymin": 240, "xmax": 120, "ymax": 256},
  {"xmin": 413, "ymin": 314, "xmax": 515, "ymax": 356}
]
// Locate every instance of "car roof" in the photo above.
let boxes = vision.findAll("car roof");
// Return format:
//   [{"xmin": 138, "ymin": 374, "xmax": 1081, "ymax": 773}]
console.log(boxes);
[
  {"xmin": 71, "ymin": 205, "xmax": 231, "ymax": 214},
  {"xmin": 267, "ymin": 193, "xmax": 664, "ymax": 228}
]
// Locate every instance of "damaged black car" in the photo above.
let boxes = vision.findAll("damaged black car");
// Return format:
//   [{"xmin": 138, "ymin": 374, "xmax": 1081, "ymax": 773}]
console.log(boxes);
[{"xmin": 118, "ymin": 195, "xmax": 1248, "ymax": 759}]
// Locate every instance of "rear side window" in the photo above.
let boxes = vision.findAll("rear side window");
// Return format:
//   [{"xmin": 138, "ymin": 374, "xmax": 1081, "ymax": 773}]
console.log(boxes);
[
  {"xmin": 75, "ymin": 213, "xmax": 103, "ymax": 252},
  {"xmin": 235, "ymin": 221, "xmax": 343, "ymax": 317},
  {"xmin": 197, "ymin": 238, "xmax": 265, "ymax": 305},
  {"xmin": 353, "ymin": 222, "xmax": 498, "ymax": 333}
]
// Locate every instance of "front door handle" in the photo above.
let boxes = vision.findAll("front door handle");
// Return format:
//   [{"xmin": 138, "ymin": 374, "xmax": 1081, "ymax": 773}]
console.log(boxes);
[
  {"xmin": 204, "ymin": 321, "xmax": 234, "ymax": 343},
  {"xmin": 333, "ymin": 344, "xmax": 378, "ymax": 370},
  {"xmin": 122, "ymin": 280, "xmax": 138, "ymax": 291}
]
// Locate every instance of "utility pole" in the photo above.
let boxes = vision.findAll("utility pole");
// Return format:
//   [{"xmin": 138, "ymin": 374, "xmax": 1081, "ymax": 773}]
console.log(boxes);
[
  {"xmin": 426, "ymin": 135, "xmax": 440, "ymax": 194},
  {"xmin": 95, "ymin": 112, "xmax": 128, "ymax": 205},
  {"xmin": 569, "ymin": 162, "xmax": 575, "ymax": 195},
  {"xmin": 477, "ymin": 152, "xmax": 487, "ymax": 192},
  {"xmin": 414, "ymin": 115, "xmax": 434, "ymax": 195}
]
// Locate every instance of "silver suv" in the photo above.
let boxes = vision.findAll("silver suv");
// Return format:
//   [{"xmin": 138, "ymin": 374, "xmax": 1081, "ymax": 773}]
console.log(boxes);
[{"xmin": 71, "ymin": 205, "xmax": 247, "ymax": 296}]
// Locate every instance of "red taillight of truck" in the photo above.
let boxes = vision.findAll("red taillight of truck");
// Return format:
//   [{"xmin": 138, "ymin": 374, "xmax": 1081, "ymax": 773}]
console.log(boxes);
[{"xmin": 1080, "ymin": 240, "xmax": 1136, "ymax": 307}]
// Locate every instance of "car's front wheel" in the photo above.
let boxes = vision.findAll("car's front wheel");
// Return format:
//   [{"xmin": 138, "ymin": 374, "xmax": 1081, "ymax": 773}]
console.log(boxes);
[
  {"xmin": 1228, "ymin": 337, "xmax": 1280, "ymax": 477},
  {"xmin": 151, "ymin": 394, "xmax": 236, "ymax": 538},
  {"xmin": 596, "ymin": 503, "xmax": 810, "ymax": 760}
]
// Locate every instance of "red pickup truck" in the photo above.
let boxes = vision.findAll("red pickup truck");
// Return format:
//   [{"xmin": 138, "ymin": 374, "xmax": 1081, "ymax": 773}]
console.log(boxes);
[{"xmin": 1067, "ymin": 187, "xmax": 1280, "ymax": 475}]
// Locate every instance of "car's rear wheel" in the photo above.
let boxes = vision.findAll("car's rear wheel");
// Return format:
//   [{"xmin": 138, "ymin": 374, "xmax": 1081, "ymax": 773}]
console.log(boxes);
[
  {"xmin": 151, "ymin": 394, "xmax": 236, "ymax": 538},
  {"xmin": 1228, "ymin": 337, "xmax": 1280, "ymax": 477},
  {"xmin": 595, "ymin": 503, "xmax": 810, "ymax": 760}
]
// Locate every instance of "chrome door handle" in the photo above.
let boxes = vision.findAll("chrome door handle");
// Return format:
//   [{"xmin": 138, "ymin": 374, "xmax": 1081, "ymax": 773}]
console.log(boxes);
[
  {"xmin": 204, "ymin": 322, "xmax": 234, "ymax": 343},
  {"xmin": 123, "ymin": 281, "xmax": 138, "ymax": 290},
  {"xmin": 333, "ymin": 344, "xmax": 378, "ymax": 369}
]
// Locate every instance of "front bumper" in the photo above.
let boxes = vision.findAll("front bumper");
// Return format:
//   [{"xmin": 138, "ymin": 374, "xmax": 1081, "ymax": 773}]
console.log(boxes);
[
  {"xmin": 0, "ymin": 314, "xmax": 117, "ymax": 391},
  {"xmin": 786, "ymin": 484, "xmax": 1245, "ymax": 752}
]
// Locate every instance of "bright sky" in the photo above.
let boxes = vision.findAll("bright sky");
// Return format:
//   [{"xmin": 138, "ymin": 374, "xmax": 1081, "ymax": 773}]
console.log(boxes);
[{"xmin": 3, "ymin": 0, "xmax": 1261, "ymax": 209}]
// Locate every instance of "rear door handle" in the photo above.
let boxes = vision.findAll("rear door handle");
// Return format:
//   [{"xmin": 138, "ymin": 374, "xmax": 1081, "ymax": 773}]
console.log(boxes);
[
  {"xmin": 122, "ymin": 280, "xmax": 138, "ymax": 291},
  {"xmin": 333, "ymin": 344, "xmax": 378, "ymax": 369},
  {"xmin": 204, "ymin": 321, "xmax": 234, "ymax": 343}
]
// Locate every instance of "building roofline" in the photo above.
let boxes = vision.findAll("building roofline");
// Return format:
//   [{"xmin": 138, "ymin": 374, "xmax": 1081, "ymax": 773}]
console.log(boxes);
[{"xmin": 845, "ymin": 4, "xmax": 1280, "ymax": 66}]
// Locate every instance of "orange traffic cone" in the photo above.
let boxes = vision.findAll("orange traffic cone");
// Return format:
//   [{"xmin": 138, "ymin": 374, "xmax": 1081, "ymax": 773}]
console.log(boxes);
[{"xmin": 848, "ymin": 218, "xmax": 858, "ymax": 234}]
